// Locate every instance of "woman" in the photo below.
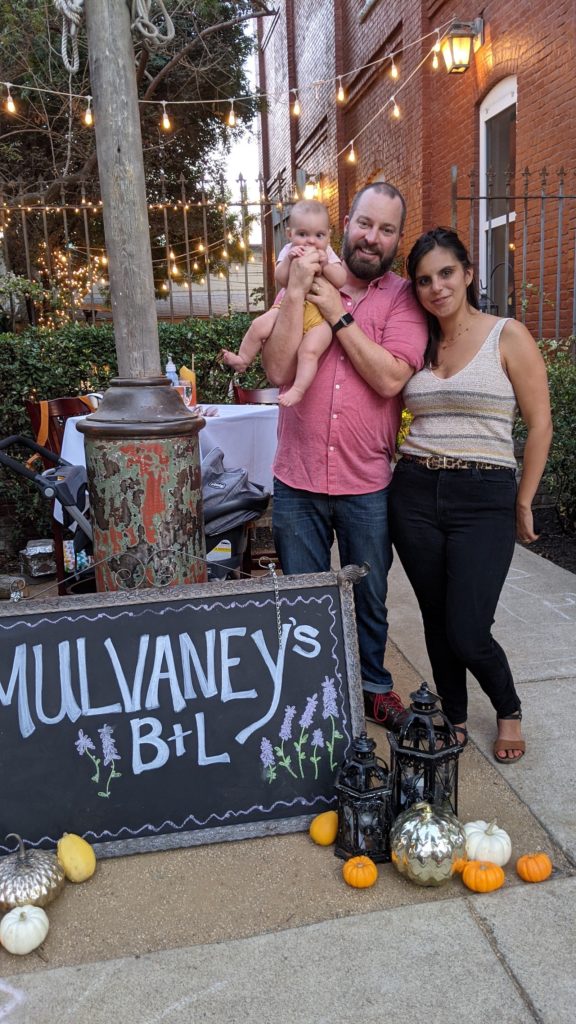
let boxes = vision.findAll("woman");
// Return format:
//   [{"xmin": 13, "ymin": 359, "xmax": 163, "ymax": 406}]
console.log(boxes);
[{"xmin": 389, "ymin": 227, "xmax": 552, "ymax": 762}]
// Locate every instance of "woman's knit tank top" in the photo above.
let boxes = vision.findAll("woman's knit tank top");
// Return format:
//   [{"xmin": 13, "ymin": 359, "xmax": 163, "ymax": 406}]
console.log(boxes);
[{"xmin": 400, "ymin": 318, "xmax": 517, "ymax": 467}]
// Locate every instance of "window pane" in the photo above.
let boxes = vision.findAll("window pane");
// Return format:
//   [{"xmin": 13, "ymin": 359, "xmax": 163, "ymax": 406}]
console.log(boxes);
[
  {"xmin": 485, "ymin": 222, "xmax": 516, "ymax": 318},
  {"xmin": 486, "ymin": 107, "xmax": 516, "ymax": 218}
]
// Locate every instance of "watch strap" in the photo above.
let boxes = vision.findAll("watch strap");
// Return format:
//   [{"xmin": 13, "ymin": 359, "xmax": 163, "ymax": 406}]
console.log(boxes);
[{"xmin": 331, "ymin": 312, "xmax": 354, "ymax": 331}]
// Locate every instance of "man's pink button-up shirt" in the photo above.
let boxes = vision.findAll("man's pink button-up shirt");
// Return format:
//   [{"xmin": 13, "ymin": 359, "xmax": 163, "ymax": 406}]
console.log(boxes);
[{"xmin": 273, "ymin": 272, "xmax": 427, "ymax": 494}]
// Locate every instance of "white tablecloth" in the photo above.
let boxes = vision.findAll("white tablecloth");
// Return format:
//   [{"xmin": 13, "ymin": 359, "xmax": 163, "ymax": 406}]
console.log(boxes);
[{"xmin": 60, "ymin": 403, "xmax": 279, "ymax": 492}]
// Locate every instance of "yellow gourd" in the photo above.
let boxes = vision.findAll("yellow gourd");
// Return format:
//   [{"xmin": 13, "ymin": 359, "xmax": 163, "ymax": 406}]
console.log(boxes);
[
  {"xmin": 309, "ymin": 810, "xmax": 339, "ymax": 846},
  {"xmin": 56, "ymin": 833, "xmax": 97, "ymax": 883}
]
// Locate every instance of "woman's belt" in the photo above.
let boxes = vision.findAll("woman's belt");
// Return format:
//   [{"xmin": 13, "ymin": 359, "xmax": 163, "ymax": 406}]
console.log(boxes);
[{"xmin": 400, "ymin": 453, "xmax": 511, "ymax": 471}]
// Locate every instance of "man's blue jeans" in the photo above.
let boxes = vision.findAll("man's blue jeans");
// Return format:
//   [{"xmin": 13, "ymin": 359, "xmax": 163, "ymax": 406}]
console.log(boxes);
[{"xmin": 273, "ymin": 479, "xmax": 393, "ymax": 691}]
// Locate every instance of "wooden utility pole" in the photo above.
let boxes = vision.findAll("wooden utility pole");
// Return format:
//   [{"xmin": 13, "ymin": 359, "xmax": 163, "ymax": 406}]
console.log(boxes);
[
  {"xmin": 78, "ymin": 0, "xmax": 206, "ymax": 591},
  {"xmin": 84, "ymin": 0, "xmax": 159, "ymax": 374}
]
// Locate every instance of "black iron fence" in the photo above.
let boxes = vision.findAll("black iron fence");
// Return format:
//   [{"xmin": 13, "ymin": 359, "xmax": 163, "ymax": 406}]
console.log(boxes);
[
  {"xmin": 0, "ymin": 174, "xmax": 273, "ymax": 325},
  {"xmin": 451, "ymin": 166, "xmax": 576, "ymax": 340}
]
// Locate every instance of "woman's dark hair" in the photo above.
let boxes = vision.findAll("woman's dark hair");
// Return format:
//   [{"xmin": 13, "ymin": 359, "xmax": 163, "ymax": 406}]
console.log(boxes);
[{"xmin": 407, "ymin": 227, "xmax": 479, "ymax": 366}]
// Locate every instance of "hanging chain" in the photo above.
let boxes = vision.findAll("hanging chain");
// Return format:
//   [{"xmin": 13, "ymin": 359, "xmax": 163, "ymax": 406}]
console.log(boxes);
[
  {"xmin": 263, "ymin": 560, "xmax": 283, "ymax": 647},
  {"xmin": 53, "ymin": 0, "xmax": 84, "ymax": 74}
]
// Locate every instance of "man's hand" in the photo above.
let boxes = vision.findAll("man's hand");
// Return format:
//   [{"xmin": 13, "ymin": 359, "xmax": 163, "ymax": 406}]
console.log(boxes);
[{"xmin": 307, "ymin": 275, "xmax": 344, "ymax": 326}]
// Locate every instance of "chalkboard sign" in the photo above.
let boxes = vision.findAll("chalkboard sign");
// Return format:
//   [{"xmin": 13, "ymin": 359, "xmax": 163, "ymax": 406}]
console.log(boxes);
[{"xmin": 0, "ymin": 568, "xmax": 365, "ymax": 858}]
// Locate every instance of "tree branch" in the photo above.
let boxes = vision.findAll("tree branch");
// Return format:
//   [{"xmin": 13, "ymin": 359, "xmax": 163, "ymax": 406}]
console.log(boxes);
[{"xmin": 142, "ymin": 7, "xmax": 275, "ymax": 101}]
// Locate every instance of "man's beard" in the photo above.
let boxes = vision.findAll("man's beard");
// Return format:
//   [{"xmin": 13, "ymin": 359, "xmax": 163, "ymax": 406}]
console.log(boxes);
[{"xmin": 342, "ymin": 230, "xmax": 398, "ymax": 281}]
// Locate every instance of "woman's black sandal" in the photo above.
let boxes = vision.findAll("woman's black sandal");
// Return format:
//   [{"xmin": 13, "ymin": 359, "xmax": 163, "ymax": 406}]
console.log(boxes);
[
  {"xmin": 494, "ymin": 710, "xmax": 525, "ymax": 763},
  {"xmin": 453, "ymin": 725, "xmax": 468, "ymax": 749}
]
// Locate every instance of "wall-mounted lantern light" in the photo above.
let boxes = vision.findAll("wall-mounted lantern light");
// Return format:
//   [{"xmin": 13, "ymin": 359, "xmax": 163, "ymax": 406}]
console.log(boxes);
[{"xmin": 441, "ymin": 18, "xmax": 484, "ymax": 74}]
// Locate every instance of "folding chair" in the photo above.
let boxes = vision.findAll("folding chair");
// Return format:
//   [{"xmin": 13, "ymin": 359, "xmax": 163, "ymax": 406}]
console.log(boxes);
[{"xmin": 25, "ymin": 396, "xmax": 96, "ymax": 593}]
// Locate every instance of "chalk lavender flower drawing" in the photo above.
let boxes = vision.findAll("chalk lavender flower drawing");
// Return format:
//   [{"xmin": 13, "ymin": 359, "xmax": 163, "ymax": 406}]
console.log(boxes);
[
  {"xmin": 322, "ymin": 675, "xmax": 343, "ymax": 770},
  {"xmin": 260, "ymin": 737, "xmax": 276, "ymax": 783},
  {"xmin": 74, "ymin": 728, "xmax": 101, "ymax": 782},
  {"xmin": 259, "ymin": 680, "xmax": 344, "ymax": 783},
  {"xmin": 295, "ymin": 693, "xmax": 318, "ymax": 777},
  {"xmin": 97, "ymin": 725, "xmax": 122, "ymax": 798},
  {"xmin": 273, "ymin": 705, "xmax": 297, "ymax": 778},
  {"xmin": 310, "ymin": 728, "xmax": 325, "ymax": 779},
  {"xmin": 74, "ymin": 725, "xmax": 122, "ymax": 798}
]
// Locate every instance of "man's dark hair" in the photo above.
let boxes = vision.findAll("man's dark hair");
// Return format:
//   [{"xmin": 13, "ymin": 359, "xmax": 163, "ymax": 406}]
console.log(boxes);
[{"xmin": 349, "ymin": 182, "xmax": 407, "ymax": 233}]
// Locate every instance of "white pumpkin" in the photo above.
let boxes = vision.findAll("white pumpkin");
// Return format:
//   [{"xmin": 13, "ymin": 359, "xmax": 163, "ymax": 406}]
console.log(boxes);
[
  {"xmin": 463, "ymin": 819, "xmax": 512, "ymax": 866},
  {"xmin": 0, "ymin": 904, "xmax": 49, "ymax": 955}
]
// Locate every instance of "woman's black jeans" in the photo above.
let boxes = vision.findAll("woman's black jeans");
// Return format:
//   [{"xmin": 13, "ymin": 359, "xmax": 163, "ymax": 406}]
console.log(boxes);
[{"xmin": 389, "ymin": 458, "xmax": 522, "ymax": 724}]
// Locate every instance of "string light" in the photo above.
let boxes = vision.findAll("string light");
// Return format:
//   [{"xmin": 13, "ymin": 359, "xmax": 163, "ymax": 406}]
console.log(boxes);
[
  {"xmin": 83, "ymin": 97, "xmax": 93, "ymax": 126},
  {"xmin": 161, "ymin": 101, "xmax": 171, "ymax": 132},
  {"xmin": 291, "ymin": 90, "xmax": 301, "ymax": 116},
  {"xmin": 390, "ymin": 58, "xmax": 398, "ymax": 80},
  {"xmin": 227, "ymin": 101, "xmax": 236, "ymax": 127},
  {"xmin": 337, "ymin": 77, "xmax": 346, "ymax": 103},
  {"xmin": 432, "ymin": 51, "xmax": 439, "ymax": 69},
  {"xmin": 391, "ymin": 96, "xmax": 400, "ymax": 119},
  {"xmin": 347, "ymin": 141, "xmax": 356, "ymax": 164},
  {"xmin": 5, "ymin": 84, "xmax": 16, "ymax": 114}
]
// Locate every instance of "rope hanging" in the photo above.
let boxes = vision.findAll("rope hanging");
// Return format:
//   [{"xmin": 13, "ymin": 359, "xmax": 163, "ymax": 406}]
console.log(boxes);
[
  {"xmin": 53, "ymin": 0, "xmax": 84, "ymax": 74},
  {"xmin": 52, "ymin": 0, "xmax": 175, "ymax": 76},
  {"xmin": 129, "ymin": 0, "xmax": 175, "ymax": 50}
]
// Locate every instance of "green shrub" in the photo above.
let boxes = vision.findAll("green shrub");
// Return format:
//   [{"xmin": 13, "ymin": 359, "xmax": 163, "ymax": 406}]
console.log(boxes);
[
  {"xmin": 0, "ymin": 314, "xmax": 266, "ymax": 553},
  {"xmin": 515, "ymin": 341, "xmax": 576, "ymax": 532}
]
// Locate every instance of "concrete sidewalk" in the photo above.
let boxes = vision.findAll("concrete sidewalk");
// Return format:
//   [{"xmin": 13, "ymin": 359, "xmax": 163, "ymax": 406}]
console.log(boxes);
[{"xmin": 1, "ymin": 546, "xmax": 574, "ymax": 1023}]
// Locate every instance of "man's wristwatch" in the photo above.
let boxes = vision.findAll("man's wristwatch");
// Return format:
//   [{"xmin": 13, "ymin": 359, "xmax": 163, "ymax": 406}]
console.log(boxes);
[{"xmin": 331, "ymin": 312, "xmax": 355, "ymax": 332}]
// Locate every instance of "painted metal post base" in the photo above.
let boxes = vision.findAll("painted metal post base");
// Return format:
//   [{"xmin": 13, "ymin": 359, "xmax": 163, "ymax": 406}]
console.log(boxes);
[{"xmin": 78, "ymin": 377, "xmax": 207, "ymax": 591}]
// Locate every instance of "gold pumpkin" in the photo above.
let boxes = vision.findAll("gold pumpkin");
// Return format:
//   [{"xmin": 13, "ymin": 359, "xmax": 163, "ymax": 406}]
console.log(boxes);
[{"xmin": 0, "ymin": 834, "xmax": 65, "ymax": 912}]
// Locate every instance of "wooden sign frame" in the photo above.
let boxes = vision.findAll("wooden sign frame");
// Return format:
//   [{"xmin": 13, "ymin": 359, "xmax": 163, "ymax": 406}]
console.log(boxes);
[{"xmin": 0, "ymin": 568, "xmax": 365, "ymax": 858}]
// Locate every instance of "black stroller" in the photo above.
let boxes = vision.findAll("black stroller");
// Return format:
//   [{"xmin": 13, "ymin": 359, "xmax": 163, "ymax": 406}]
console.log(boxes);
[{"xmin": 0, "ymin": 436, "xmax": 270, "ymax": 590}]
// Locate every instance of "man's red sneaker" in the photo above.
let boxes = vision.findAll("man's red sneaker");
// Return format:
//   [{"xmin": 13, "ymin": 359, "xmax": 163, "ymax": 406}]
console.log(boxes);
[{"xmin": 364, "ymin": 690, "xmax": 409, "ymax": 733}]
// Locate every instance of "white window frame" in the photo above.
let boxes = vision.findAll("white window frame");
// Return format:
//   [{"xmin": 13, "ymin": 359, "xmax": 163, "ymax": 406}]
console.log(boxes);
[{"xmin": 479, "ymin": 76, "xmax": 517, "ymax": 295}]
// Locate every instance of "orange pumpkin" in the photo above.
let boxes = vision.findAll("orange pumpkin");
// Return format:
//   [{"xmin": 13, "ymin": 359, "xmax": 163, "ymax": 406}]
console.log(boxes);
[
  {"xmin": 461, "ymin": 859, "xmax": 505, "ymax": 893},
  {"xmin": 342, "ymin": 855, "xmax": 378, "ymax": 889},
  {"xmin": 515, "ymin": 852, "xmax": 553, "ymax": 883}
]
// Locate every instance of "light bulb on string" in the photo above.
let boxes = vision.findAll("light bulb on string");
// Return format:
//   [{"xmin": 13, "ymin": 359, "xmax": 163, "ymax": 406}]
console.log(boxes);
[
  {"xmin": 433, "ymin": 30, "xmax": 441, "ymax": 53},
  {"xmin": 337, "ymin": 77, "xmax": 346, "ymax": 103},
  {"xmin": 198, "ymin": 242, "xmax": 205, "ymax": 252},
  {"xmin": 432, "ymin": 51, "xmax": 439, "ymax": 69},
  {"xmin": 161, "ymin": 101, "xmax": 172, "ymax": 132},
  {"xmin": 227, "ymin": 101, "xmax": 236, "ymax": 127},
  {"xmin": 5, "ymin": 85, "xmax": 16, "ymax": 114},
  {"xmin": 390, "ymin": 58, "xmax": 398, "ymax": 80},
  {"xmin": 291, "ymin": 90, "xmax": 301, "ymax": 116},
  {"xmin": 83, "ymin": 97, "xmax": 93, "ymax": 126},
  {"xmin": 347, "ymin": 141, "xmax": 357, "ymax": 164},
  {"xmin": 391, "ymin": 97, "xmax": 400, "ymax": 119}
]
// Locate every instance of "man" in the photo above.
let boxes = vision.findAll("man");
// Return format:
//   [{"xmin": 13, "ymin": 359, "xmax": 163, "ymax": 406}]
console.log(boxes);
[{"xmin": 263, "ymin": 182, "xmax": 428, "ymax": 731}]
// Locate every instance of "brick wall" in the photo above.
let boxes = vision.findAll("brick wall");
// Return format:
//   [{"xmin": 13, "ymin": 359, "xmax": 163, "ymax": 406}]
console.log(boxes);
[{"xmin": 259, "ymin": 0, "xmax": 575, "ymax": 337}]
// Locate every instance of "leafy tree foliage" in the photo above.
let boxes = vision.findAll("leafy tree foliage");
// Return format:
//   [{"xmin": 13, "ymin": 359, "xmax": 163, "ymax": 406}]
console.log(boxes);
[{"xmin": 0, "ymin": 1, "xmax": 271, "ymax": 286}]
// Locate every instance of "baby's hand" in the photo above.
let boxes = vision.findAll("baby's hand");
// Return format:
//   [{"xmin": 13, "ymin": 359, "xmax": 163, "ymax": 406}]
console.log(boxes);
[{"xmin": 288, "ymin": 245, "xmax": 308, "ymax": 260}]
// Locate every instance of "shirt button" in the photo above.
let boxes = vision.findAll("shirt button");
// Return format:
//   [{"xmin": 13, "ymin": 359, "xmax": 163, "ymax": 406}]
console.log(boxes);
[
  {"xmin": 329, "ymin": 446, "xmax": 335, "ymax": 452},
  {"xmin": 340, "ymin": 355, "xmax": 345, "ymax": 361},
  {"xmin": 332, "ymin": 414, "xmax": 337, "ymax": 419},
  {"xmin": 335, "ymin": 384, "xmax": 340, "ymax": 390}
]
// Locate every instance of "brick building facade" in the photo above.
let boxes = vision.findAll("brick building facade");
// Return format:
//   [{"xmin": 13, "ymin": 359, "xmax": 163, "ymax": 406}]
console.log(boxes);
[{"xmin": 258, "ymin": 0, "xmax": 575, "ymax": 339}]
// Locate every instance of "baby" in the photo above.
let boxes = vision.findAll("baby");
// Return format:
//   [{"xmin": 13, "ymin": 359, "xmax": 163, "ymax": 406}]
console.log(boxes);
[{"xmin": 221, "ymin": 199, "xmax": 346, "ymax": 406}]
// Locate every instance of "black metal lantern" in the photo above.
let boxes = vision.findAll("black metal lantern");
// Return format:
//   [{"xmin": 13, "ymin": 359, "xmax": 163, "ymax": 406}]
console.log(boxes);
[
  {"xmin": 388, "ymin": 682, "xmax": 464, "ymax": 818},
  {"xmin": 334, "ymin": 732, "xmax": 393, "ymax": 863}
]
